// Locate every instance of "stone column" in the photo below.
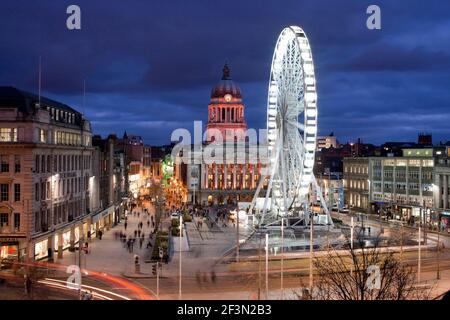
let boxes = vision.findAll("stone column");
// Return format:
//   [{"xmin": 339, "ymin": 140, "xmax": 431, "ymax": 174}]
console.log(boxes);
[
  {"xmin": 214, "ymin": 165, "xmax": 218, "ymax": 189},
  {"xmin": 69, "ymin": 227, "xmax": 75, "ymax": 251},
  {"xmin": 233, "ymin": 165, "xmax": 237, "ymax": 189},
  {"xmin": 442, "ymin": 174, "xmax": 448, "ymax": 209},
  {"xmin": 224, "ymin": 164, "xmax": 228, "ymax": 190},
  {"xmin": 242, "ymin": 164, "xmax": 247, "ymax": 189},
  {"xmin": 436, "ymin": 174, "xmax": 441, "ymax": 209},
  {"xmin": 48, "ymin": 235, "xmax": 54, "ymax": 262},
  {"xmin": 86, "ymin": 218, "xmax": 92, "ymax": 241},
  {"xmin": 57, "ymin": 233, "xmax": 63, "ymax": 259}
]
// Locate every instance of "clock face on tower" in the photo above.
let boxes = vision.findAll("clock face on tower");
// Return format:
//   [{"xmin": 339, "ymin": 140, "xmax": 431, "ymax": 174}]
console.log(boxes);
[{"xmin": 224, "ymin": 94, "xmax": 232, "ymax": 102}]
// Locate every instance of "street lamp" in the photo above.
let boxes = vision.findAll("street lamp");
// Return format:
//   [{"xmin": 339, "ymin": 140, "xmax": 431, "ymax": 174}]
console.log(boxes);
[
  {"xmin": 280, "ymin": 217, "xmax": 286, "ymax": 300},
  {"xmin": 179, "ymin": 214, "xmax": 183, "ymax": 300}
]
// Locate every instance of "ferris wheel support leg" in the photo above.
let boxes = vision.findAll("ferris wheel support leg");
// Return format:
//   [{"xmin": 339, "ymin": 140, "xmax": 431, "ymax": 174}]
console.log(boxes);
[
  {"xmin": 249, "ymin": 172, "xmax": 267, "ymax": 221},
  {"xmin": 312, "ymin": 175, "xmax": 334, "ymax": 226},
  {"xmin": 280, "ymin": 152, "xmax": 289, "ymax": 217}
]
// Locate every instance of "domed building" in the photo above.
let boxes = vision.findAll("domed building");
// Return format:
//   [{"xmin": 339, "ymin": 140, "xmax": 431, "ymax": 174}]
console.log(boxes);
[
  {"xmin": 206, "ymin": 64, "xmax": 248, "ymax": 143},
  {"xmin": 184, "ymin": 65, "xmax": 266, "ymax": 206}
]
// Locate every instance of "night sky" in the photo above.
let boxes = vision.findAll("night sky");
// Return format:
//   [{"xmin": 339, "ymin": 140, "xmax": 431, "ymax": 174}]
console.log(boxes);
[{"xmin": 1, "ymin": 0, "xmax": 449, "ymax": 145}]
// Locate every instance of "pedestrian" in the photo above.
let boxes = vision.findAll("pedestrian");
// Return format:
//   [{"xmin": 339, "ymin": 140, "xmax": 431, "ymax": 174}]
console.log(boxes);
[
  {"xmin": 124, "ymin": 222, "xmax": 128, "ymax": 231},
  {"xmin": 211, "ymin": 270, "xmax": 216, "ymax": 284},
  {"xmin": 98, "ymin": 230, "xmax": 103, "ymax": 240},
  {"xmin": 134, "ymin": 230, "xmax": 138, "ymax": 237},
  {"xmin": 138, "ymin": 229, "xmax": 141, "ymax": 237},
  {"xmin": 147, "ymin": 221, "xmax": 150, "ymax": 228},
  {"xmin": 139, "ymin": 238, "xmax": 143, "ymax": 249}
]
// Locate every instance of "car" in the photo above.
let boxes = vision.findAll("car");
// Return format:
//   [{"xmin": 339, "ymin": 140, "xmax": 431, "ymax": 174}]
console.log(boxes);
[{"xmin": 338, "ymin": 208, "xmax": 349, "ymax": 214}]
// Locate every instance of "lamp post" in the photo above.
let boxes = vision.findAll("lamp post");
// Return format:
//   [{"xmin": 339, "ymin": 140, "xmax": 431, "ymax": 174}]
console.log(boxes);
[
  {"xmin": 179, "ymin": 214, "xmax": 183, "ymax": 300},
  {"xmin": 265, "ymin": 232, "xmax": 269, "ymax": 300},
  {"xmin": 309, "ymin": 210, "xmax": 314, "ymax": 292},
  {"xmin": 281, "ymin": 217, "xmax": 285, "ymax": 300},
  {"xmin": 418, "ymin": 208, "xmax": 422, "ymax": 283},
  {"xmin": 236, "ymin": 210, "xmax": 240, "ymax": 262},
  {"xmin": 437, "ymin": 219, "xmax": 441, "ymax": 280}
]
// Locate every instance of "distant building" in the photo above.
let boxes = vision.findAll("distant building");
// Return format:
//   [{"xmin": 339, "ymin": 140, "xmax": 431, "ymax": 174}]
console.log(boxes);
[
  {"xmin": 343, "ymin": 158, "xmax": 370, "ymax": 213},
  {"xmin": 316, "ymin": 133, "xmax": 337, "ymax": 152},
  {"xmin": 117, "ymin": 132, "xmax": 144, "ymax": 198},
  {"xmin": 92, "ymin": 134, "xmax": 126, "ymax": 227},
  {"xmin": 181, "ymin": 65, "xmax": 267, "ymax": 205},
  {"xmin": 344, "ymin": 146, "xmax": 448, "ymax": 230}
]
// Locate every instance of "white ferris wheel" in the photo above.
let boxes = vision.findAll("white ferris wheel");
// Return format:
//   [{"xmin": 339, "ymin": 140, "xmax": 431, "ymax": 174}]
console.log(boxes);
[{"xmin": 251, "ymin": 26, "xmax": 332, "ymax": 225}]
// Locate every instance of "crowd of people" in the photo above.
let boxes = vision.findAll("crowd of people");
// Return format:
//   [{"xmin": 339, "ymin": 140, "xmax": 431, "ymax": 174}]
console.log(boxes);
[{"xmin": 115, "ymin": 206, "xmax": 157, "ymax": 254}]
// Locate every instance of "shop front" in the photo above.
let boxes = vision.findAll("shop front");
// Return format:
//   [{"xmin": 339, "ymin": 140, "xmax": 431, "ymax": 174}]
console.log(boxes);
[
  {"xmin": 34, "ymin": 238, "xmax": 48, "ymax": 260},
  {"xmin": 439, "ymin": 211, "xmax": 450, "ymax": 233},
  {"xmin": 90, "ymin": 213, "xmax": 101, "ymax": 239},
  {"xmin": 54, "ymin": 230, "xmax": 71, "ymax": 253},
  {"xmin": 1, "ymin": 238, "xmax": 20, "ymax": 267}
]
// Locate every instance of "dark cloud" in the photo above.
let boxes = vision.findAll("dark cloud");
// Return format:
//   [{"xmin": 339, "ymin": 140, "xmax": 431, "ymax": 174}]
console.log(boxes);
[
  {"xmin": 334, "ymin": 44, "xmax": 450, "ymax": 72},
  {"xmin": 0, "ymin": 0, "xmax": 450, "ymax": 144}
]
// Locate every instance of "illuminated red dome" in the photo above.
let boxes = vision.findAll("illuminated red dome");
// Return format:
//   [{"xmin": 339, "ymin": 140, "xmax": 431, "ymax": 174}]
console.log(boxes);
[{"xmin": 210, "ymin": 64, "xmax": 242, "ymax": 99}]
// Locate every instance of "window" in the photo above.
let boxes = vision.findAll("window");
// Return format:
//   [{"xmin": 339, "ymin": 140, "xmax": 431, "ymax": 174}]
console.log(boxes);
[
  {"xmin": 14, "ymin": 184, "xmax": 20, "ymax": 202},
  {"xmin": 0, "ymin": 184, "xmax": 8, "ymax": 201},
  {"xmin": 409, "ymin": 171, "xmax": 420, "ymax": 180},
  {"xmin": 14, "ymin": 155, "xmax": 20, "ymax": 173},
  {"xmin": 14, "ymin": 213, "xmax": 20, "ymax": 230},
  {"xmin": 34, "ymin": 211, "xmax": 40, "ymax": 232},
  {"xmin": 35, "ymin": 183, "xmax": 39, "ymax": 201},
  {"xmin": 41, "ymin": 182, "xmax": 45, "ymax": 200},
  {"xmin": 46, "ymin": 181, "xmax": 50, "ymax": 199},
  {"xmin": 41, "ymin": 155, "xmax": 45, "ymax": 173},
  {"xmin": 47, "ymin": 155, "xmax": 51, "ymax": 173},
  {"xmin": 409, "ymin": 183, "xmax": 420, "ymax": 190},
  {"xmin": 0, "ymin": 128, "xmax": 17, "ymax": 142},
  {"xmin": 35, "ymin": 155, "xmax": 40, "ymax": 173},
  {"xmin": 0, "ymin": 213, "xmax": 8, "ymax": 227},
  {"xmin": 39, "ymin": 129, "xmax": 47, "ymax": 143},
  {"xmin": 0, "ymin": 155, "xmax": 9, "ymax": 172}
]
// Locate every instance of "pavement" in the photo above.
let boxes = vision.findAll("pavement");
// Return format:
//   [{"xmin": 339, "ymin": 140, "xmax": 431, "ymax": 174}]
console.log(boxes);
[
  {"xmin": 48, "ymin": 203, "xmax": 450, "ymax": 300},
  {"xmin": 57, "ymin": 202, "xmax": 157, "ymax": 278}
]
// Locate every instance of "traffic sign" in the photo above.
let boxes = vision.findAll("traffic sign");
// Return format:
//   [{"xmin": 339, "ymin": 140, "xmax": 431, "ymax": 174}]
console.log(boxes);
[{"xmin": 159, "ymin": 247, "xmax": 164, "ymax": 259}]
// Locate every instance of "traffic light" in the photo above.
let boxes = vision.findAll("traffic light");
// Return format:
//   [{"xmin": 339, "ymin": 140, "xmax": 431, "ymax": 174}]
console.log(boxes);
[{"xmin": 152, "ymin": 264, "xmax": 157, "ymax": 276}]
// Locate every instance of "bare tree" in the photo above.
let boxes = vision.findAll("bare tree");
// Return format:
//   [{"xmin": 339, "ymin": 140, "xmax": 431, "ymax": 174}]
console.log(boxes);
[{"xmin": 299, "ymin": 230, "xmax": 432, "ymax": 300}]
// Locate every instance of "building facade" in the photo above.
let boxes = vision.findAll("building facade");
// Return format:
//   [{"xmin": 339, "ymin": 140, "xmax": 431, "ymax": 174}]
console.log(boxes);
[
  {"xmin": 92, "ymin": 134, "xmax": 126, "ymax": 227},
  {"xmin": 182, "ymin": 65, "xmax": 267, "ymax": 205},
  {"xmin": 0, "ymin": 86, "xmax": 98, "ymax": 263},
  {"xmin": 343, "ymin": 147, "xmax": 447, "ymax": 228},
  {"xmin": 343, "ymin": 158, "xmax": 370, "ymax": 213}
]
